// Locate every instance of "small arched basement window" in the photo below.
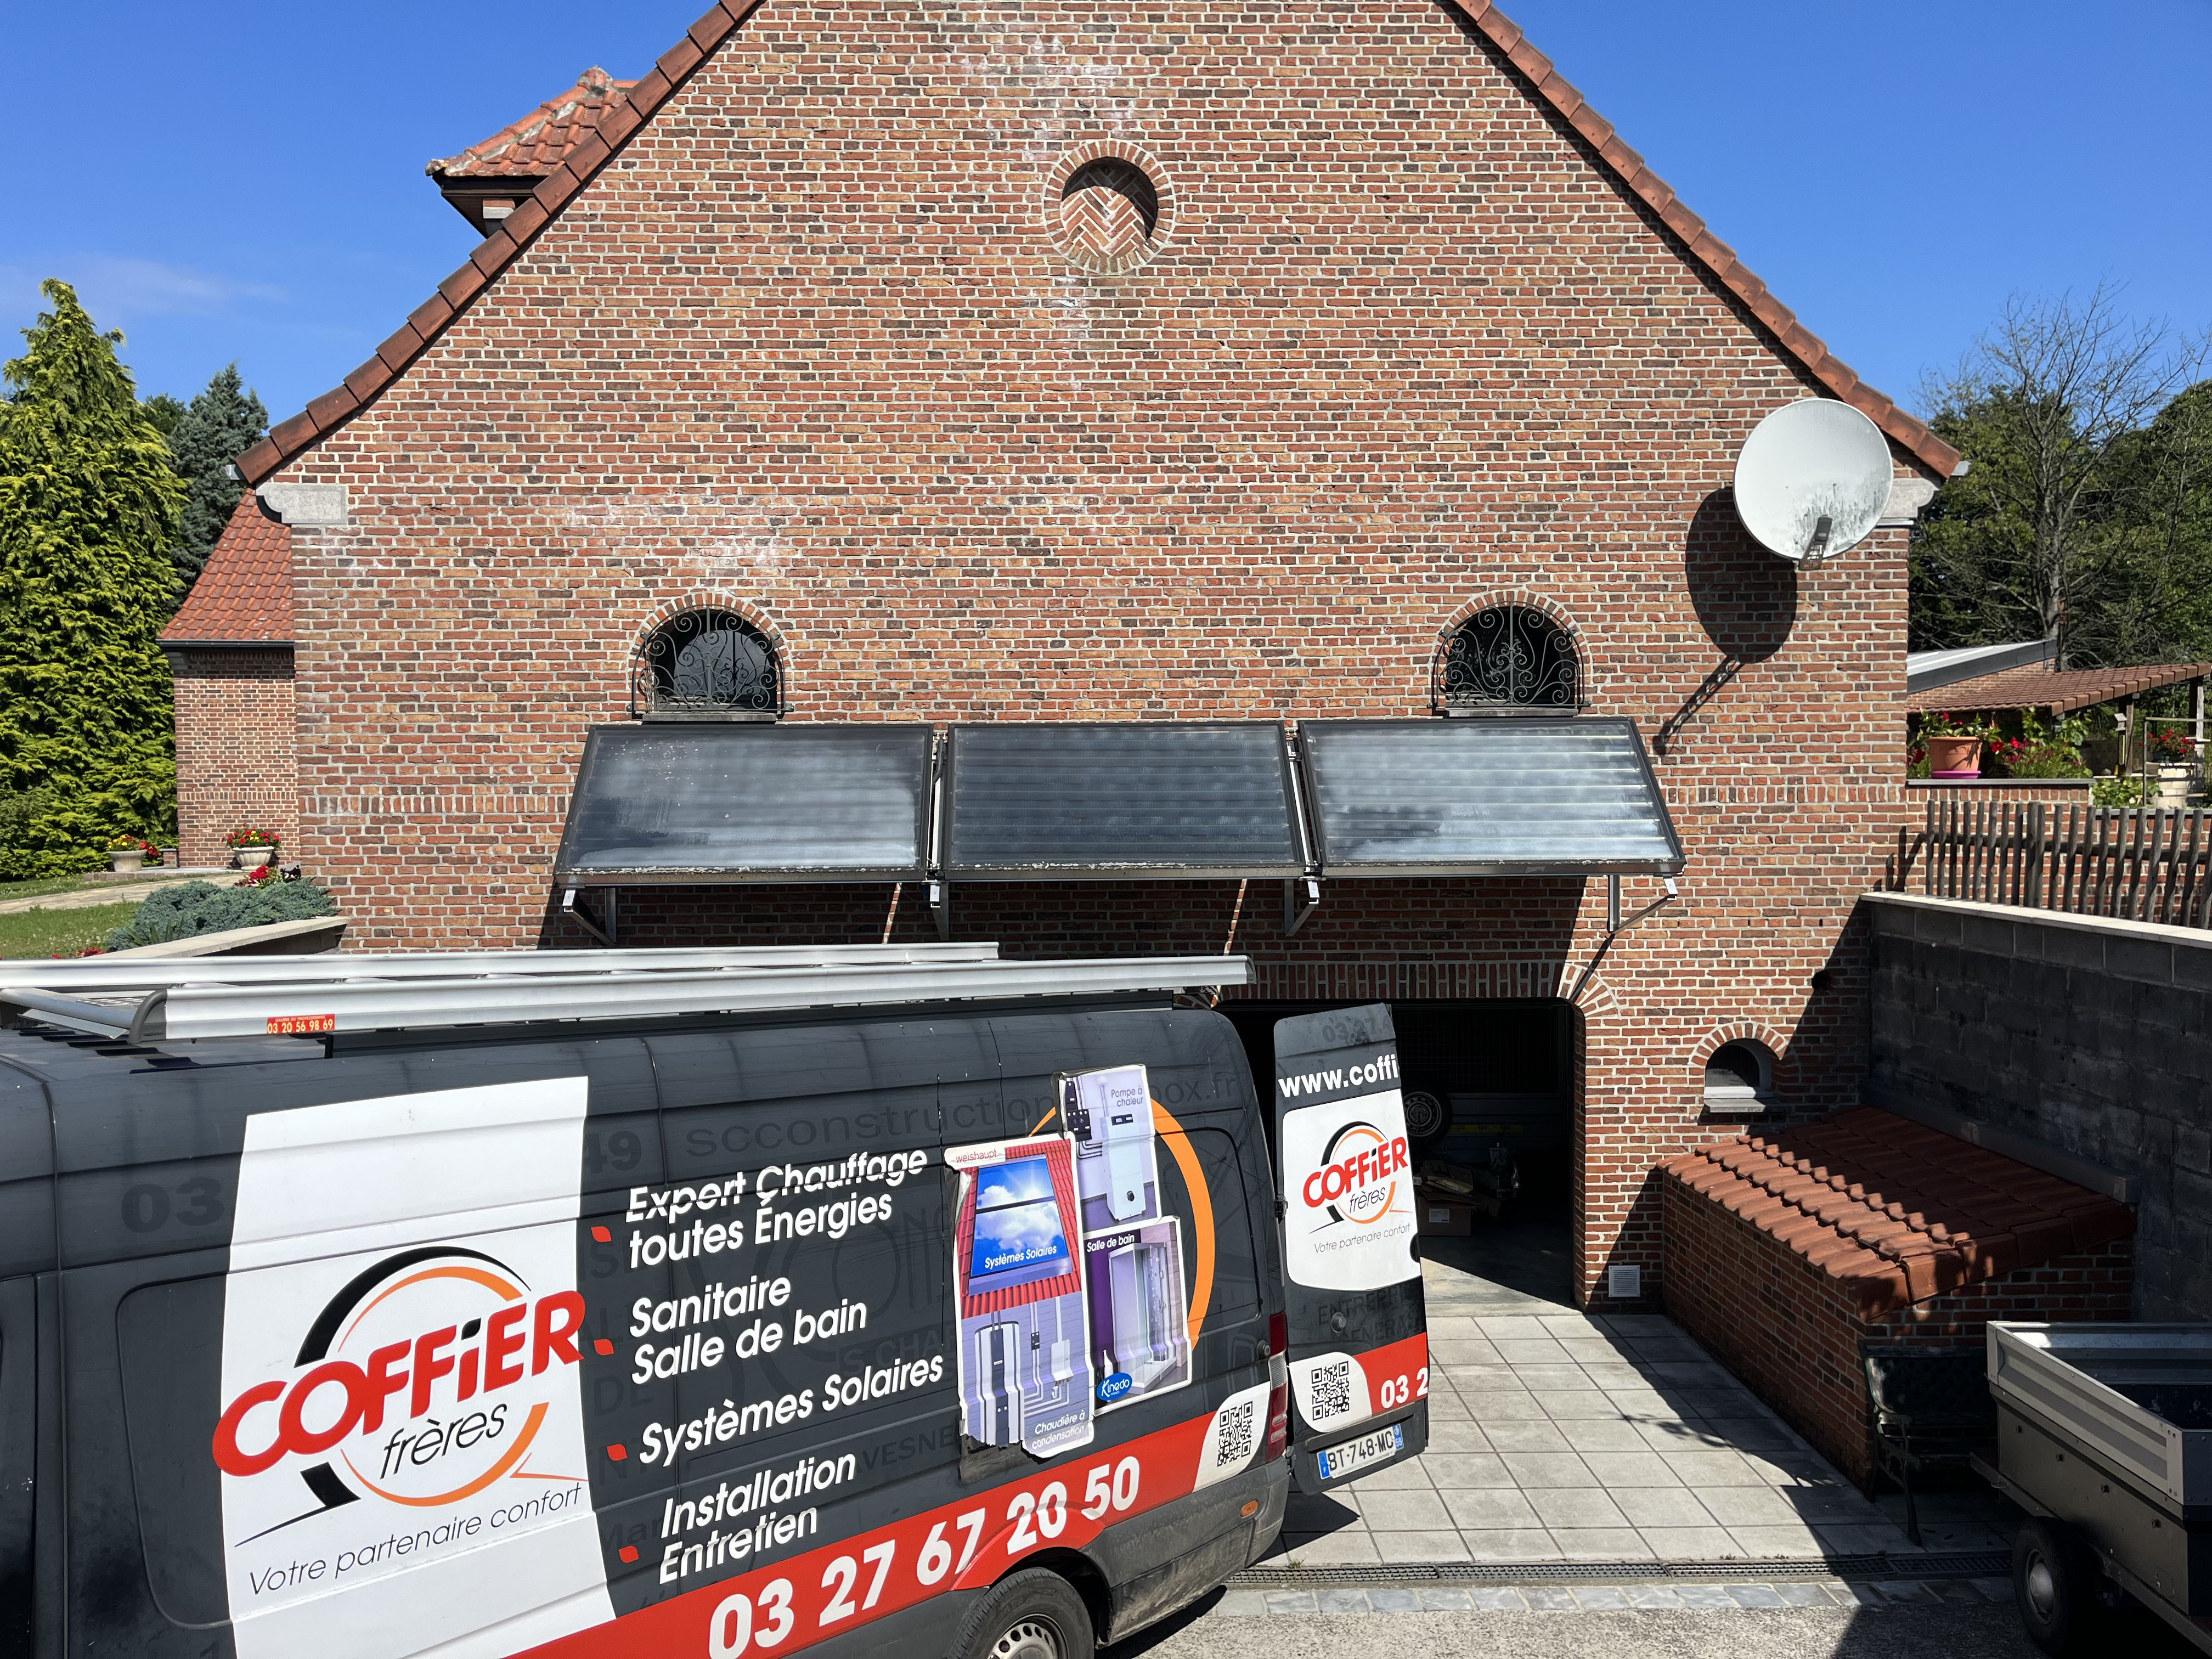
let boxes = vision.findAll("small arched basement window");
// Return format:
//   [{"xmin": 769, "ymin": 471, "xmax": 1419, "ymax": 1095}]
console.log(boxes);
[
  {"xmin": 631, "ymin": 609, "xmax": 782, "ymax": 720},
  {"xmin": 1436, "ymin": 605, "xmax": 1582, "ymax": 713},
  {"xmin": 1703, "ymin": 1040, "xmax": 1775, "ymax": 1114}
]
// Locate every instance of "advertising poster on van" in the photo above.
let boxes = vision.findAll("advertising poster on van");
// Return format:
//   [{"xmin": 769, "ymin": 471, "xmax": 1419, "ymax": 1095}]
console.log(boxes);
[{"xmin": 1272, "ymin": 1006, "xmax": 1430, "ymax": 1489}]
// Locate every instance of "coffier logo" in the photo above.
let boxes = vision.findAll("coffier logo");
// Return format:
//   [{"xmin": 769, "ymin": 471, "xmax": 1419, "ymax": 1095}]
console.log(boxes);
[
  {"xmin": 1300, "ymin": 1122, "xmax": 1409, "ymax": 1225},
  {"xmin": 214, "ymin": 1245, "xmax": 585, "ymax": 1510}
]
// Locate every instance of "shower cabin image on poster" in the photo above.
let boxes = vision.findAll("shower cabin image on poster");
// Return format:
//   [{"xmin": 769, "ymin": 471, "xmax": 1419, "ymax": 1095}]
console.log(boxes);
[
  {"xmin": 1067, "ymin": 1065, "xmax": 1191, "ymax": 1413},
  {"xmin": 949, "ymin": 1135, "xmax": 1097, "ymax": 1458}
]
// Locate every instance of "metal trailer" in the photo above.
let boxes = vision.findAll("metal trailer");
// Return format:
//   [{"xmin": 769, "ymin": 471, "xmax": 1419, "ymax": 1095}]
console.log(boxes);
[{"xmin": 1976, "ymin": 1322, "xmax": 2212, "ymax": 1656}]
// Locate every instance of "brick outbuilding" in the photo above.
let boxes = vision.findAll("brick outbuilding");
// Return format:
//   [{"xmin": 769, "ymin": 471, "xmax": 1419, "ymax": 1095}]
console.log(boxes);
[
  {"xmin": 187, "ymin": 0, "xmax": 1968, "ymax": 1305},
  {"xmin": 1660, "ymin": 1108, "xmax": 2135, "ymax": 1485}
]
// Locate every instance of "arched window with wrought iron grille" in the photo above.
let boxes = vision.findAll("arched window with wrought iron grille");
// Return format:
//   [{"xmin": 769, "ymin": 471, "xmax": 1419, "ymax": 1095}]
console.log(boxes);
[
  {"xmin": 1434, "ymin": 605, "xmax": 1582, "ymax": 713},
  {"xmin": 631, "ymin": 609, "xmax": 783, "ymax": 719}
]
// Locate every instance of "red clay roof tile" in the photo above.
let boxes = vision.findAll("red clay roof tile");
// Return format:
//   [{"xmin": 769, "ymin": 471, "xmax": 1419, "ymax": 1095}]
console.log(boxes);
[
  {"xmin": 1663, "ymin": 1107, "xmax": 2135, "ymax": 1320},
  {"xmin": 426, "ymin": 67, "xmax": 638, "ymax": 182},
  {"xmin": 160, "ymin": 495, "xmax": 292, "ymax": 645}
]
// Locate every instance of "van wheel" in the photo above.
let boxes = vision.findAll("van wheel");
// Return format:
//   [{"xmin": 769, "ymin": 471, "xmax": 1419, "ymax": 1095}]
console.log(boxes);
[
  {"xmin": 2013, "ymin": 1517, "xmax": 2102, "ymax": 1655},
  {"xmin": 1403, "ymin": 1089, "xmax": 1451, "ymax": 1154},
  {"xmin": 953, "ymin": 1569, "xmax": 1094, "ymax": 1659}
]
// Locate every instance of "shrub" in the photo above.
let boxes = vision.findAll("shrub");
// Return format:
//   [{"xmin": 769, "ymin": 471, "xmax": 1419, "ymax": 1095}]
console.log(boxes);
[
  {"xmin": 2091, "ymin": 777, "xmax": 2156, "ymax": 807},
  {"xmin": 0, "ymin": 789, "xmax": 106, "ymax": 880},
  {"xmin": 105, "ymin": 878, "xmax": 335, "ymax": 950}
]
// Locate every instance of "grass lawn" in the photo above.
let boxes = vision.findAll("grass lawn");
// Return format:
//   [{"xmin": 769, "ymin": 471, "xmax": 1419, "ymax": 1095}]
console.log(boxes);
[
  {"xmin": 0, "ymin": 903, "xmax": 140, "ymax": 959},
  {"xmin": 0, "ymin": 870, "xmax": 182, "ymax": 905}
]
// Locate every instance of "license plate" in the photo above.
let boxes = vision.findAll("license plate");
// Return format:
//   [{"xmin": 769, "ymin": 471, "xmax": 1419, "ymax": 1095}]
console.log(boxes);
[{"xmin": 1318, "ymin": 1423, "xmax": 1404, "ymax": 1483}]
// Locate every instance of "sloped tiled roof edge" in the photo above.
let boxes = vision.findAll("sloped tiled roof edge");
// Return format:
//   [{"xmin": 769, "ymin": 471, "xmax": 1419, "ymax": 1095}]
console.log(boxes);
[
  {"xmin": 240, "ymin": 0, "xmax": 1961, "ymax": 486},
  {"xmin": 1447, "ymin": 0, "xmax": 1960, "ymax": 481},
  {"xmin": 161, "ymin": 493, "xmax": 294, "ymax": 645},
  {"xmin": 236, "ymin": 0, "xmax": 764, "ymax": 486}
]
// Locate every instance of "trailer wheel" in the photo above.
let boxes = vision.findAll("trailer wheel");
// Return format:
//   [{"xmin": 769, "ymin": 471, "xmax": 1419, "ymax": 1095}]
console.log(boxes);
[
  {"xmin": 2013, "ymin": 1517, "xmax": 2102, "ymax": 1656},
  {"xmin": 952, "ymin": 1568, "xmax": 1096, "ymax": 1659}
]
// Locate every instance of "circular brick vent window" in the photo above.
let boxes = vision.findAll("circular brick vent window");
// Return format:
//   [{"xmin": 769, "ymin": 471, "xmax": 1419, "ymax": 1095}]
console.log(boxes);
[{"xmin": 1049, "ymin": 149, "xmax": 1171, "ymax": 273}]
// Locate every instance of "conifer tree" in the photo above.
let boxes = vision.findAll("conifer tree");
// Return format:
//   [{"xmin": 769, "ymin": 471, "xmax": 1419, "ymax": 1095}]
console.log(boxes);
[
  {"xmin": 167, "ymin": 363, "xmax": 268, "ymax": 590},
  {"xmin": 0, "ymin": 279, "xmax": 183, "ymax": 877}
]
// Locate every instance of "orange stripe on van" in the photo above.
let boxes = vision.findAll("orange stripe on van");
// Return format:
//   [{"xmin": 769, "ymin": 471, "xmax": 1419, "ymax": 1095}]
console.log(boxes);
[{"xmin": 1149, "ymin": 1099, "xmax": 1214, "ymax": 1348}]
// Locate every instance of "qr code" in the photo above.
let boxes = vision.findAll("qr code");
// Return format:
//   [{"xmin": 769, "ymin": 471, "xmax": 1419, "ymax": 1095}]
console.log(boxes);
[
  {"xmin": 1310, "ymin": 1359, "xmax": 1353, "ymax": 1423},
  {"xmin": 1214, "ymin": 1399, "xmax": 1257, "ymax": 1468}
]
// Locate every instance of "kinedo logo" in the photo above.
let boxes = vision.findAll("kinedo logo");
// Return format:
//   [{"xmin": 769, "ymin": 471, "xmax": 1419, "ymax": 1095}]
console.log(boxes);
[
  {"xmin": 213, "ymin": 1245, "xmax": 585, "ymax": 1513},
  {"xmin": 1299, "ymin": 1121, "xmax": 1409, "ymax": 1227}
]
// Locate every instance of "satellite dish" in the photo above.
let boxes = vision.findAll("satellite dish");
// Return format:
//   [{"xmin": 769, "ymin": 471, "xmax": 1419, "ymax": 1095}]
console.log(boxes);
[{"xmin": 1732, "ymin": 399, "xmax": 1893, "ymax": 563}]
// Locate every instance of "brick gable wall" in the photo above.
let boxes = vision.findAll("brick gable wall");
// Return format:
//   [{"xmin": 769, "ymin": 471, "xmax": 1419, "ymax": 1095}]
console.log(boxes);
[{"xmin": 253, "ymin": 0, "xmax": 1940, "ymax": 1301}]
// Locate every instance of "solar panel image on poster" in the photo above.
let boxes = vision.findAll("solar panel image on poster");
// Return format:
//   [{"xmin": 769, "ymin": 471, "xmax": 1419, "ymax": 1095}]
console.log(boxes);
[
  {"xmin": 1299, "ymin": 718, "xmax": 1683, "ymax": 876},
  {"xmin": 554, "ymin": 723, "xmax": 932, "ymax": 882},
  {"xmin": 943, "ymin": 722, "xmax": 1303, "ymax": 878},
  {"xmin": 969, "ymin": 1156, "xmax": 1074, "ymax": 1283}
]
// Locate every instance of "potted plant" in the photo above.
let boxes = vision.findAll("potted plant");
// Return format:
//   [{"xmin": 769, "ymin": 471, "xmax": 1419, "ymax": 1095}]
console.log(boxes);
[
  {"xmin": 1916, "ymin": 712, "xmax": 1991, "ymax": 780},
  {"xmin": 105, "ymin": 836, "xmax": 150, "ymax": 874},
  {"xmin": 226, "ymin": 827, "xmax": 281, "ymax": 870},
  {"xmin": 2149, "ymin": 726, "xmax": 2202, "ymax": 806}
]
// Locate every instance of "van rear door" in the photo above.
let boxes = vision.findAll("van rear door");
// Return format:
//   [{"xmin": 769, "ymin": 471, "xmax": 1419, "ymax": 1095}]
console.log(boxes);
[{"xmin": 1269, "ymin": 1006, "xmax": 1427, "ymax": 1493}]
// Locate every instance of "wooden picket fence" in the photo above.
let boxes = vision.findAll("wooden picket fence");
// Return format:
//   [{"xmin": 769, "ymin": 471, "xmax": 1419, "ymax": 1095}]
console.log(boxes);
[{"xmin": 1887, "ymin": 799, "xmax": 2212, "ymax": 929}]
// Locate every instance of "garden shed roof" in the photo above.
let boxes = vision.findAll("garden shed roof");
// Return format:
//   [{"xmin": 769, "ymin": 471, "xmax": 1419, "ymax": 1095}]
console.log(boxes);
[
  {"xmin": 1906, "ymin": 661, "xmax": 2212, "ymax": 715},
  {"xmin": 159, "ymin": 494, "xmax": 292, "ymax": 647},
  {"xmin": 1660, "ymin": 1107, "xmax": 2134, "ymax": 1318}
]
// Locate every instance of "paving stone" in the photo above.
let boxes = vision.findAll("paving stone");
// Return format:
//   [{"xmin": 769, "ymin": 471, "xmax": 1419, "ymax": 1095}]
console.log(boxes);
[
  {"xmin": 1971, "ymin": 1577, "xmax": 2015, "ymax": 1602},
  {"xmin": 1499, "ymin": 1452, "xmax": 1600, "ymax": 1488},
  {"xmin": 1315, "ymin": 1589, "xmax": 1372, "ymax": 1614},
  {"xmin": 1724, "ymin": 1525, "xmax": 1827, "ymax": 1558},
  {"xmin": 1468, "ymin": 1588, "xmax": 1528, "ymax": 1611},
  {"xmin": 1263, "ymin": 1591, "xmax": 1318, "ymax": 1616},
  {"xmin": 1460, "ymin": 1528, "xmax": 1562, "ymax": 1561},
  {"xmin": 1577, "ymin": 1451, "xmax": 1679, "ymax": 1487},
  {"xmin": 1417, "ymin": 1587, "xmax": 1477, "ymax": 1611},
  {"xmin": 1526, "ymin": 1487, "xmax": 1629, "ymax": 1530},
  {"xmin": 1420, "ymin": 1452, "xmax": 1514, "ymax": 1487},
  {"xmin": 1212, "ymin": 1591, "xmax": 1271, "ymax": 1617},
  {"xmin": 1423, "ymin": 1421, "xmax": 1494, "ymax": 1453},
  {"xmin": 1724, "ymin": 1584, "xmax": 1789, "ymax": 1608},
  {"xmin": 1513, "ymin": 1363, "xmax": 1599, "ymax": 1393},
  {"xmin": 1541, "ymin": 1392, "xmax": 1633, "ymax": 1420},
  {"xmin": 1610, "ymin": 1486, "xmax": 1714, "ymax": 1528},
  {"xmin": 1709, "ymin": 1486, "xmax": 1817, "ymax": 1527},
  {"xmin": 1460, "ymin": 1389, "xmax": 1549, "ymax": 1421},
  {"xmin": 1492, "ymin": 1339, "xmax": 1576, "ymax": 1366},
  {"xmin": 1277, "ymin": 1532, "xmax": 1382, "ymax": 1565},
  {"xmin": 1558, "ymin": 1418, "xmax": 1651, "ymax": 1452},
  {"xmin": 1675, "ymin": 1584, "xmax": 1737, "ymax": 1609},
  {"xmin": 1367, "ymin": 1588, "xmax": 1424, "ymax": 1612},
  {"xmin": 1568, "ymin": 1586, "xmax": 1631, "ymax": 1610},
  {"xmin": 1548, "ymin": 1527, "xmax": 1656, "ymax": 1560},
  {"xmin": 1474, "ymin": 1317, "xmax": 1554, "ymax": 1340},
  {"xmin": 1624, "ymin": 1583, "xmax": 1684, "ymax": 1608},
  {"xmin": 1661, "ymin": 1450, "xmax": 1765, "ymax": 1485},
  {"xmin": 1838, "ymin": 1584, "xmax": 1885, "ymax": 1606},
  {"xmin": 1875, "ymin": 1580, "xmax": 1941, "ymax": 1605},
  {"xmin": 1633, "ymin": 1525, "xmax": 1739, "ymax": 1559},
  {"xmin": 1439, "ymin": 1487, "xmax": 1542, "ymax": 1529},
  {"xmin": 1369, "ymin": 1528, "xmax": 1471, "ymax": 1562},
  {"xmin": 1345, "ymin": 1459, "xmax": 1435, "ymax": 1491},
  {"xmin": 1523, "ymin": 1587, "xmax": 1580, "ymax": 1611},
  {"xmin": 1357, "ymin": 1488, "xmax": 1452, "ymax": 1530},
  {"xmin": 1483, "ymin": 1420, "xmax": 1574, "ymax": 1453},
  {"xmin": 1771, "ymin": 1582, "xmax": 1837, "ymax": 1607}
]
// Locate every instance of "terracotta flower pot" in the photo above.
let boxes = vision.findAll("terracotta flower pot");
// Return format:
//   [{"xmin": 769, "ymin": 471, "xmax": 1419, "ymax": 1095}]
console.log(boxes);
[{"xmin": 1926, "ymin": 736, "xmax": 1982, "ymax": 779}]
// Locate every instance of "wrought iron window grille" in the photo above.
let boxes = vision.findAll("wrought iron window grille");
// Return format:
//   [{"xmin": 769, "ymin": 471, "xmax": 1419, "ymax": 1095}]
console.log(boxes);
[
  {"xmin": 630, "ymin": 609, "xmax": 784, "ymax": 721},
  {"xmin": 1431, "ymin": 605, "xmax": 1583, "ymax": 715}
]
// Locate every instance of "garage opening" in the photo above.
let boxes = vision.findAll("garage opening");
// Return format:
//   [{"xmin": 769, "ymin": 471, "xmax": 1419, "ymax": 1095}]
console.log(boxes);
[{"xmin": 1220, "ymin": 998, "xmax": 1576, "ymax": 1306}]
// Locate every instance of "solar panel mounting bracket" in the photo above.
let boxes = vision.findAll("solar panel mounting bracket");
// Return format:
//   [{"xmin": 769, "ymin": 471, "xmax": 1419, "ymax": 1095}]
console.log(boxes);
[
  {"xmin": 1283, "ymin": 875, "xmax": 1323, "ymax": 938},
  {"xmin": 561, "ymin": 886, "xmax": 618, "ymax": 948}
]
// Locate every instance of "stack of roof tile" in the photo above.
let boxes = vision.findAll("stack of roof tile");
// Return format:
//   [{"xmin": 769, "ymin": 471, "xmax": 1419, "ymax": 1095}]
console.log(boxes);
[
  {"xmin": 161, "ymin": 495, "xmax": 291, "ymax": 645},
  {"xmin": 1661, "ymin": 1107, "xmax": 2134, "ymax": 1318}
]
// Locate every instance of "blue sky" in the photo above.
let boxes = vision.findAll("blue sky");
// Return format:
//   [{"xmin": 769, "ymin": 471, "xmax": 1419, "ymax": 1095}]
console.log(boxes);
[{"xmin": 6, "ymin": 2, "xmax": 2206, "ymax": 426}]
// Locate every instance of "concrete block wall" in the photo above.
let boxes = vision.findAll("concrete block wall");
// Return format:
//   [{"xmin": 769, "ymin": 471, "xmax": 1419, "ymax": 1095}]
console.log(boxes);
[
  {"xmin": 1866, "ymin": 893, "xmax": 2212, "ymax": 1321},
  {"xmin": 1661, "ymin": 1171, "xmax": 2134, "ymax": 1486}
]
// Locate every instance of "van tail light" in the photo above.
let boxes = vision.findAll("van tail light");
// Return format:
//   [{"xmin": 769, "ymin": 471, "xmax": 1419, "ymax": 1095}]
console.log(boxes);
[{"xmin": 1265, "ymin": 1311, "xmax": 1290, "ymax": 1463}]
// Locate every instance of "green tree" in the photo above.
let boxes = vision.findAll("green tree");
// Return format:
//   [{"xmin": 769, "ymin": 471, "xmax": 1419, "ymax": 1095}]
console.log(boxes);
[
  {"xmin": 0, "ymin": 279, "xmax": 184, "ymax": 877},
  {"xmin": 141, "ymin": 392, "xmax": 186, "ymax": 436},
  {"xmin": 166, "ymin": 362, "xmax": 268, "ymax": 591},
  {"xmin": 1910, "ymin": 287, "xmax": 2204, "ymax": 664}
]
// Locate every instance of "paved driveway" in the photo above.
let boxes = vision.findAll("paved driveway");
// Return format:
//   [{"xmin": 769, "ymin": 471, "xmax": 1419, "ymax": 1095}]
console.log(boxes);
[{"xmin": 1262, "ymin": 1221, "xmax": 2016, "ymax": 1566}]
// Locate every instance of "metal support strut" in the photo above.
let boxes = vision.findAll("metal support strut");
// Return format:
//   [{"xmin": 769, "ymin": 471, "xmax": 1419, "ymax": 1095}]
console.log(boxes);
[
  {"xmin": 561, "ymin": 887, "xmax": 618, "ymax": 949},
  {"xmin": 1569, "ymin": 876, "xmax": 1679, "ymax": 1004},
  {"xmin": 1284, "ymin": 877, "xmax": 1322, "ymax": 938}
]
